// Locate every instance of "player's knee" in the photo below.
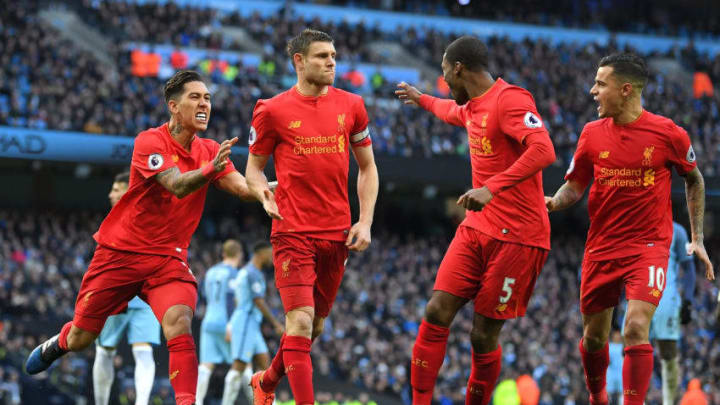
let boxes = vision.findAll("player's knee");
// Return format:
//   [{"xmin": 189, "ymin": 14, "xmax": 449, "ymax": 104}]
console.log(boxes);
[
  {"xmin": 286, "ymin": 308, "xmax": 313, "ymax": 337},
  {"xmin": 469, "ymin": 327, "xmax": 499, "ymax": 352},
  {"xmin": 582, "ymin": 332, "xmax": 608, "ymax": 352},
  {"xmin": 622, "ymin": 319, "xmax": 649, "ymax": 345},
  {"xmin": 424, "ymin": 299, "xmax": 454, "ymax": 327},
  {"xmin": 162, "ymin": 308, "xmax": 193, "ymax": 340}
]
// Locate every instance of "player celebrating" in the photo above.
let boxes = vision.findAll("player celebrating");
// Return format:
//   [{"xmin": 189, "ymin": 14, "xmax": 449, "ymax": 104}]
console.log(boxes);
[
  {"xmin": 94, "ymin": 171, "xmax": 161, "ymax": 405},
  {"xmin": 245, "ymin": 29, "xmax": 379, "ymax": 404},
  {"xmin": 25, "ymin": 70, "xmax": 261, "ymax": 405},
  {"xmin": 222, "ymin": 241, "xmax": 283, "ymax": 405},
  {"xmin": 196, "ymin": 239, "xmax": 243, "ymax": 405},
  {"xmin": 546, "ymin": 53, "xmax": 714, "ymax": 405},
  {"xmin": 395, "ymin": 35, "xmax": 556, "ymax": 404}
]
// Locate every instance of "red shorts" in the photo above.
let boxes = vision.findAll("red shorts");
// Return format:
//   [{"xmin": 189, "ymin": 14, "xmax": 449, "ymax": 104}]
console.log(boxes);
[
  {"xmin": 581, "ymin": 251, "xmax": 670, "ymax": 314},
  {"xmin": 271, "ymin": 233, "xmax": 349, "ymax": 318},
  {"xmin": 434, "ymin": 226, "xmax": 548, "ymax": 319},
  {"xmin": 73, "ymin": 245, "xmax": 198, "ymax": 334}
]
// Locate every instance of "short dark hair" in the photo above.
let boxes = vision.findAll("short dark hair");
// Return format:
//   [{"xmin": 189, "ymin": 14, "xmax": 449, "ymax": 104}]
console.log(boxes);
[
  {"xmin": 252, "ymin": 241, "xmax": 272, "ymax": 254},
  {"xmin": 444, "ymin": 36, "xmax": 489, "ymax": 72},
  {"xmin": 598, "ymin": 53, "xmax": 649, "ymax": 90},
  {"xmin": 163, "ymin": 70, "xmax": 205, "ymax": 103},
  {"xmin": 286, "ymin": 29, "xmax": 334, "ymax": 67},
  {"xmin": 114, "ymin": 171, "xmax": 130, "ymax": 184}
]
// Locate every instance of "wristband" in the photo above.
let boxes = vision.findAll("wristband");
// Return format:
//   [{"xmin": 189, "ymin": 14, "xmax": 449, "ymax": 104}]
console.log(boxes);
[
  {"xmin": 717, "ymin": 290, "xmax": 720, "ymax": 303},
  {"xmin": 201, "ymin": 163, "xmax": 215, "ymax": 179}
]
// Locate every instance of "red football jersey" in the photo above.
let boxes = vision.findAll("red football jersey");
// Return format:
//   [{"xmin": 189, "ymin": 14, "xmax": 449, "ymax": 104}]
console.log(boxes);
[
  {"xmin": 565, "ymin": 110, "xmax": 697, "ymax": 261},
  {"xmin": 95, "ymin": 123, "xmax": 235, "ymax": 260},
  {"xmin": 419, "ymin": 78, "xmax": 552, "ymax": 249},
  {"xmin": 248, "ymin": 86, "xmax": 371, "ymax": 241}
]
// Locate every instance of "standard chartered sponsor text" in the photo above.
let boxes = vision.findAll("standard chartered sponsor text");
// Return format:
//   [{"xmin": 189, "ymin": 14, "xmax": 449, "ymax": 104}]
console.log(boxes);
[
  {"xmin": 597, "ymin": 167, "xmax": 654, "ymax": 187},
  {"xmin": 293, "ymin": 134, "xmax": 343, "ymax": 155}
]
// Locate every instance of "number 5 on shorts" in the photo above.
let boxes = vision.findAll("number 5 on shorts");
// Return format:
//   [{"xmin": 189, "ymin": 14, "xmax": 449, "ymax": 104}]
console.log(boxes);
[
  {"xmin": 500, "ymin": 277, "xmax": 516, "ymax": 303},
  {"xmin": 647, "ymin": 265, "xmax": 665, "ymax": 290}
]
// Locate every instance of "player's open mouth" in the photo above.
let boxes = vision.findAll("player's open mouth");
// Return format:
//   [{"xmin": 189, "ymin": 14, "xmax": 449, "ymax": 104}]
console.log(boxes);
[{"xmin": 196, "ymin": 112, "xmax": 207, "ymax": 123}]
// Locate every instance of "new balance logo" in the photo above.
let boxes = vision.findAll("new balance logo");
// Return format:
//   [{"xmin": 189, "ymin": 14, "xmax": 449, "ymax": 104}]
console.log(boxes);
[
  {"xmin": 288, "ymin": 120, "xmax": 302, "ymax": 129},
  {"xmin": 169, "ymin": 370, "xmax": 179, "ymax": 380}
]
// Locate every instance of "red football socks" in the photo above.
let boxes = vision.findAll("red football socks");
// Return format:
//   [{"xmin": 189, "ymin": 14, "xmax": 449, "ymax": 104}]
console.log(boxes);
[
  {"xmin": 283, "ymin": 335, "xmax": 314, "ymax": 404},
  {"xmin": 58, "ymin": 322, "xmax": 72, "ymax": 351},
  {"xmin": 466, "ymin": 346, "xmax": 502, "ymax": 405},
  {"xmin": 261, "ymin": 333, "xmax": 286, "ymax": 392},
  {"xmin": 623, "ymin": 344, "xmax": 653, "ymax": 405},
  {"xmin": 411, "ymin": 320, "xmax": 450, "ymax": 405},
  {"xmin": 167, "ymin": 334, "xmax": 198, "ymax": 405},
  {"xmin": 579, "ymin": 339, "xmax": 610, "ymax": 405}
]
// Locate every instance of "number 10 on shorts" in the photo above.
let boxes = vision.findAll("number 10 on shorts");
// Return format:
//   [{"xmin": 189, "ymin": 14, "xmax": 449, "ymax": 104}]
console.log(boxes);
[{"xmin": 647, "ymin": 265, "xmax": 665, "ymax": 290}]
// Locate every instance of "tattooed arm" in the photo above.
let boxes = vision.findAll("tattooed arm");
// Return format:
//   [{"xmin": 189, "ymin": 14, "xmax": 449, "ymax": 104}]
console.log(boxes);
[
  {"xmin": 545, "ymin": 180, "xmax": 587, "ymax": 212},
  {"xmin": 684, "ymin": 167, "xmax": 715, "ymax": 280},
  {"xmin": 156, "ymin": 138, "xmax": 236, "ymax": 199}
]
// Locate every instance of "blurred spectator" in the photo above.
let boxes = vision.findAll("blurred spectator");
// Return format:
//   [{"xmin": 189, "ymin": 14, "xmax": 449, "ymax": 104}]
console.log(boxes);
[{"xmin": 679, "ymin": 378, "xmax": 708, "ymax": 405}]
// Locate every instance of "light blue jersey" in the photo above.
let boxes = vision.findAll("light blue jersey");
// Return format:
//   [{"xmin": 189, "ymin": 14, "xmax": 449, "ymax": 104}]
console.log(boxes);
[
  {"xmin": 229, "ymin": 262, "xmax": 268, "ymax": 362},
  {"xmin": 201, "ymin": 263, "xmax": 238, "ymax": 333},
  {"xmin": 662, "ymin": 222, "xmax": 692, "ymax": 306},
  {"xmin": 233, "ymin": 262, "xmax": 266, "ymax": 323}
]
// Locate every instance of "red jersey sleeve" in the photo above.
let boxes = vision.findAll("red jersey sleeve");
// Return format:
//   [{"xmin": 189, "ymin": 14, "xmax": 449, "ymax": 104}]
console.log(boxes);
[
  {"xmin": 131, "ymin": 130, "xmax": 176, "ymax": 179},
  {"xmin": 564, "ymin": 126, "xmax": 594, "ymax": 188},
  {"xmin": 248, "ymin": 100, "xmax": 276, "ymax": 155},
  {"xmin": 350, "ymin": 97, "xmax": 371, "ymax": 147},
  {"xmin": 497, "ymin": 87, "xmax": 548, "ymax": 143},
  {"xmin": 418, "ymin": 94, "xmax": 465, "ymax": 127},
  {"xmin": 667, "ymin": 124, "xmax": 697, "ymax": 175}
]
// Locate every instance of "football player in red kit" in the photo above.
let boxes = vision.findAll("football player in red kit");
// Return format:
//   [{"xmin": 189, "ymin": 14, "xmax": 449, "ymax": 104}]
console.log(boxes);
[
  {"xmin": 245, "ymin": 29, "xmax": 378, "ymax": 405},
  {"xmin": 396, "ymin": 35, "xmax": 556, "ymax": 404},
  {"xmin": 546, "ymin": 53, "xmax": 714, "ymax": 405},
  {"xmin": 26, "ymin": 70, "xmax": 261, "ymax": 405}
]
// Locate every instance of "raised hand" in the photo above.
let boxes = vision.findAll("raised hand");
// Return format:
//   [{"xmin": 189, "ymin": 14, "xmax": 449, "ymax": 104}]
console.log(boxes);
[
  {"xmin": 213, "ymin": 137, "xmax": 238, "ymax": 172},
  {"xmin": 395, "ymin": 82, "xmax": 423, "ymax": 106}
]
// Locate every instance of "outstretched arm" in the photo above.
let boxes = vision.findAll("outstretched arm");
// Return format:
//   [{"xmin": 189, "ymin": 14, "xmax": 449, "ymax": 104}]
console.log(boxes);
[
  {"xmin": 346, "ymin": 145, "xmax": 378, "ymax": 252},
  {"xmin": 684, "ymin": 167, "xmax": 714, "ymax": 280},
  {"xmin": 546, "ymin": 180, "xmax": 587, "ymax": 212},
  {"xmin": 395, "ymin": 82, "xmax": 464, "ymax": 127},
  {"xmin": 214, "ymin": 171, "xmax": 256, "ymax": 201},
  {"xmin": 156, "ymin": 137, "xmax": 237, "ymax": 198}
]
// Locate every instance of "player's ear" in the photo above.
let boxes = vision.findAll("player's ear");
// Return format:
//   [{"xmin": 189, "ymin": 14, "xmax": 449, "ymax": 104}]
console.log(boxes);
[
  {"xmin": 454, "ymin": 61, "xmax": 463, "ymax": 77},
  {"xmin": 293, "ymin": 53, "xmax": 304, "ymax": 71},
  {"xmin": 167, "ymin": 99, "xmax": 178, "ymax": 114}
]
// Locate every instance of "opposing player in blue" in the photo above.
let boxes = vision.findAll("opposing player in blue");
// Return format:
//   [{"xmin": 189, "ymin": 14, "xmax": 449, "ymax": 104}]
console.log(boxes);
[
  {"xmin": 196, "ymin": 239, "xmax": 243, "ymax": 405},
  {"xmin": 622, "ymin": 221, "xmax": 696, "ymax": 405},
  {"xmin": 223, "ymin": 241, "xmax": 284, "ymax": 405},
  {"xmin": 93, "ymin": 171, "xmax": 161, "ymax": 405}
]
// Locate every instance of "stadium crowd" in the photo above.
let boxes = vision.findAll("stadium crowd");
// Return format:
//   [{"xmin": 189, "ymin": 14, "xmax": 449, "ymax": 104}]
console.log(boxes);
[
  {"xmin": 1, "ymin": 207, "xmax": 719, "ymax": 404},
  {"xmin": 3, "ymin": 1, "xmax": 720, "ymax": 174}
]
